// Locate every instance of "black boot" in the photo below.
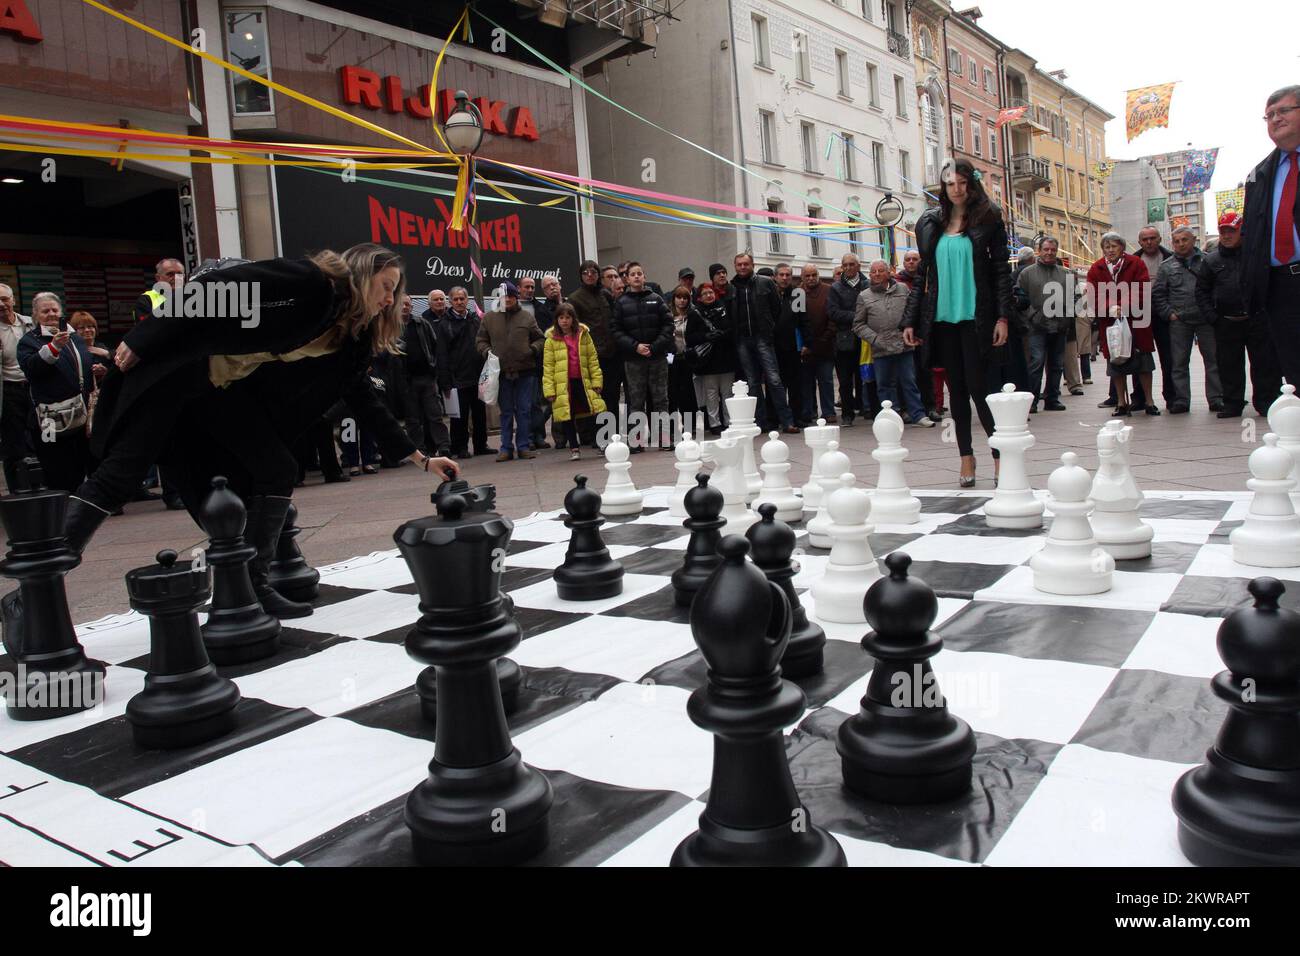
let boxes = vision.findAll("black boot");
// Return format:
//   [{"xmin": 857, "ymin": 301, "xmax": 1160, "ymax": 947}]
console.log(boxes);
[
  {"xmin": 245, "ymin": 495, "xmax": 314, "ymax": 620},
  {"xmin": 64, "ymin": 496, "xmax": 113, "ymax": 556}
]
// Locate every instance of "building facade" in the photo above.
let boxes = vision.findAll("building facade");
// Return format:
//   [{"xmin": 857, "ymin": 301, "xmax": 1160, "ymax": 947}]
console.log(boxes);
[
  {"xmin": 1109, "ymin": 159, "xmax": 1169, "ymax": 246},
  {"xmin": 1140, "ymin": 150, "xmax": 1208, "ymax": 237},
  {"xmin": 908, "ymin": 0, "xmax": 952, "ymax": 200},
  {"xmin": 941, "ymin": 8, "xmax": 1007, "ymax": 226}
]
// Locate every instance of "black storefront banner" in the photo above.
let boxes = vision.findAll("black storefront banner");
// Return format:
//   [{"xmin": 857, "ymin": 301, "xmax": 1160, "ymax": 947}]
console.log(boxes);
[{"xmin": 273, "ymin": 165, "xmax": 582, "ymax": 293}]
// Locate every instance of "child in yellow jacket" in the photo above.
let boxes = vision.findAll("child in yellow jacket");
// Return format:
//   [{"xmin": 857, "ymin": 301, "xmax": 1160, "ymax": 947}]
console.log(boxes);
[{"xmin": 542, "ymin": 303, "xmax": 607, "ymax": 460}]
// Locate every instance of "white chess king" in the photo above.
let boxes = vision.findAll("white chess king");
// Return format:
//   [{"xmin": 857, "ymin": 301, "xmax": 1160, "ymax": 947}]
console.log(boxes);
[{"xmin": 984, "ymin": 384, "xmax": 1044, "ymax": 529}]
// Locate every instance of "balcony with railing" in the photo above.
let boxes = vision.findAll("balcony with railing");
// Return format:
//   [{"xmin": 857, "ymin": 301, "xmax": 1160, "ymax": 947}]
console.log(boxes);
[
  {"xmin": 1011, "ymin": 154, "xmax": 1052, "ymax": 190},
  {"xmin": 887, "ymin": 29, "xmax": 910, "ymax": 59}
]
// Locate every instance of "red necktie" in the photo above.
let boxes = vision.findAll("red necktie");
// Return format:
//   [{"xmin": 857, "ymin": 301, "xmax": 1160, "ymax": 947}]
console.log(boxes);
[{"xmin": 1277, "ymin": 151, "xmax": 1299, "ymax": 264}]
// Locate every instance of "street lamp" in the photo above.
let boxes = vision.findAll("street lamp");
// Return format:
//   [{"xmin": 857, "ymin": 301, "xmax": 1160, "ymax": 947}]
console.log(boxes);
[
  {"xmin": 876, "ymin": 192, "xmax": 906, "ymax": 266},
  {"xmin": 443, "ymin": 90, "xmax": 485, "ymax": 311}
]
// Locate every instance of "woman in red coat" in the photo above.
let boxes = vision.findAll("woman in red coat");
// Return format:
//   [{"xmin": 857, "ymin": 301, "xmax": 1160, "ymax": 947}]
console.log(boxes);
[{"xmin": 1087, "ymin": 233, "xmax": 1158, "ymax": 417}]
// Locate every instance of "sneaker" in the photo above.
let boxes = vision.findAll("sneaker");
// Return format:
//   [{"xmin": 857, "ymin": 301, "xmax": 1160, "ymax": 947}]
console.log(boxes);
[
  {"xmin": 1098, "ymin": 398, "xmax": 1116, "ymax": 408},
  {"xmin": 928, "ymin": 410, "xmax": 944, "ymax": 423},
  {"xmin": 570, "ymin": 449, "xmax": 581, "ymax": 461},
  {"xmin": 1083, "ymin": 378, "xmax": 1094, "ymax": 385},
  {"xmin": 910, "ymin": 416, "xmax": 936, "ymax": 428},
  {"xmin": 517, "ymin": 449, "xmax": 537, "ymax": 460},
  {"xmin": 495, "ymin": 451, "xmax": 514, "ymax": 462},
  {"xmin": 1068, "ymin": 387, "xmax": 1084, "ymax": 396}
]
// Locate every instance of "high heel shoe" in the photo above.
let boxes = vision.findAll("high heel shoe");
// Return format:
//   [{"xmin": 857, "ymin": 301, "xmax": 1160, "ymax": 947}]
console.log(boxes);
[{"xmin": 959, "ymin": 456, "xmax": 977, "ymax": 488}]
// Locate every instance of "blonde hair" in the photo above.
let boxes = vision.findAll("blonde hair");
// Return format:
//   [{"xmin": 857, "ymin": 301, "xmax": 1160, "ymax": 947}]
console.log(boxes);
[{"xmin": 309, "ymin": 243, "xmax": 406, "ymax": 354}]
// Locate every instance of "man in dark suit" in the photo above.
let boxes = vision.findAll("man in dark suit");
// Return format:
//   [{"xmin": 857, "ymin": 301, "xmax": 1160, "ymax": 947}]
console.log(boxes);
[{"xmin": 1242, "ymin": 85, "xmax": 1300, "ymax": 389}]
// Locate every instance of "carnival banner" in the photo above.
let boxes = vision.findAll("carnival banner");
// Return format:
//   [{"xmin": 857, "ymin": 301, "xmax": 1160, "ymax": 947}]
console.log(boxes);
[
  {"xmin": 1147, "ymin": 198, "xmax": 1167, "ymax": 223},
  {"xmin": 1215, "ymin": 187, "xmax": 1245, "ymax": 219},
  {"xmin": 1125, "ymin": 83, "xmax": 1176, "ymax": 142},
  {"xmin": 1171, "ymin": 215, "xmax": 1191, "ymax": 229},
  {"xmin": 1094, "ymin": 161, "xmax": 1114, "ymax": 178},
  {"xmin": 1182, "ymin": 148, "xmax": 1219, "ymax": 195},
  {"xmin": 995, "ymin": 106, "xmax": 1029, "ymax": 129}
]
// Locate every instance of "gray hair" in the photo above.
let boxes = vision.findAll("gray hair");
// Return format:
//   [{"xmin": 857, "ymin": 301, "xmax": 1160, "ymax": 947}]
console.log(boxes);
[
  {"xmin": 448, "ymin": 286, "xmax": 468, "ymax": 297},
  {"xmin": 1171, "ymin": 224, "xmax": 1197, "ymax": 238},
  {"xmin": 1100, "ymin": 232, "xmax": 1126, "ymax": 248},
  {"xmin": 1017, "ymin": 248, "xmax": 1036, "ymax": 263},
  {"xmin": 1267, "ymin": 85, "xmax": 1300, "ymax": 108},
  {"xmin": 840, "ymin": 253, "xmax": 861, "ymax": 267},
  {"xmin": 0, "ymin": 283, "xmax": 11, "ymax": 297},
  {"xmin": 867, "ymin": 259, "xmax": 891, "ymax": 270},
  {"xmin": 31, "ymin": 291, "xmax": 61, "ymax": 311}
]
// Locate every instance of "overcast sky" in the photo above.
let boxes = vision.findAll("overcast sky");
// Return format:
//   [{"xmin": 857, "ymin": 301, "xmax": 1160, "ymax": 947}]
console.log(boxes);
[{"xmin": 969, "ymin": 0, "xmax": 1295, "ymax": 232}]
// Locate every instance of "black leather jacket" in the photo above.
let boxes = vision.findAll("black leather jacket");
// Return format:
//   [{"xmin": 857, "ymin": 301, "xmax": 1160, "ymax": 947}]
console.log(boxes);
[{"xmin": 1195, "ymin": 244, "xmax": 1247, "ymax": 319}]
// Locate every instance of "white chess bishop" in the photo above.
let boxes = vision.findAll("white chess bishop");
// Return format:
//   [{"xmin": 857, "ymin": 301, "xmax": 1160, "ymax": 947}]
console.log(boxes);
[
  {"xmin": 800, "ymin": 418, "xmax": 839, "ymax": 512},
  {"xmin": 984, "ymin": 384, "xmax": 1044, "ymax": 529},
  {"xmin": 722, "ymin": 380, "xmax": 762, "ymax": 501},
  {"xmin": 806, "ymin": 441, "xmax": 851, "ymax": 549},
  {"xmin": 753, "ymin": 431, "xmax": 804, "ymax": 523},
  {"xmin": 1231, "ymin": 433, "xmax": 1300, "ymax": 568},
  {"xmin": 701, "ymin": 436, "xmax": 757, "ymax": 535},
  {"xmin": 809, "ymin": 473, "xmax": 880, "ymax": 624},
  {"xmin": 868, "ymin": 401, "xmax": 920, "ymax": 525},
  {"xmin": 1090, "ymin": 420, "xmax": 1153, "ymax": 559},
  {"xmin": 668, "ymin": 432, "xmax": 703, "ymax": 518},
  {"xmin": 1030, "ymin": 452, "xmax": 1113, "ymax": 595},
  {"xmin": 600, "ymin": 434, "xmax": 644, "ymax": 516},
  {"xmin": 1266, "ymin": 390, "xmax": 1300, "ymax": 508}
]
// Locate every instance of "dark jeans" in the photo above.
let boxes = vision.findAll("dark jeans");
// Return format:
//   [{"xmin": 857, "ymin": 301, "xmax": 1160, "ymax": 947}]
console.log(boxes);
[
  {"xmin": 599, "ymin": 350, "xmax": 624, "ymax": 414},
  {"xmin": 497, "ymin": 373, "xmax": 535, "ymax": 453},
  {"xmin": 405, "ymin": 375, "xmax": 450, "ymax": 454},
  {"xmin": 736, "ymin": 337, "xmax": 794, "ymax": 429},
  {"xmin": 802, "ymin": 357, "xmax": 836, "ymax": 421},
  {"xmin": 32, "ymin": 424, "xmax": 90, "ymax": 494},
  {"xmin": 1, "ymin": 379, "xmax": 33, "ymax": 489},
  {"xmin": 834, "ymin": 347, "xmax": 862, "ymax": 422},
  {"xmin": 1217, "ymin": 315, "xmax": 1282, "ymax": 414},
  {"xmin": 449, "ymin": 385, "xmax": 489, "ymax": 455},
  {"xmin": 774, "ymin": 345, "xmax": 803, "ymax": 424},
  {"xmin": 931, "ymin": 320, "xmax": 998, "ymax": 459},
  {"xmin": 873, "ymin": 352, "xmax": 927, "ymax": 422},
  {"xmin": 1152, "ymin": 315, "xmax": 1176, "ymax": 407},
  {"xmin": 341, "ymin": 428, "xmax": 379, "ymax": 468},
  {"xmin": 1265, "ymin": 266, "xmax": 1300, "ymax": 392},
  {"xmin": 1027, "ymin": 330, "xmax": 1067, "ymax": 404}
]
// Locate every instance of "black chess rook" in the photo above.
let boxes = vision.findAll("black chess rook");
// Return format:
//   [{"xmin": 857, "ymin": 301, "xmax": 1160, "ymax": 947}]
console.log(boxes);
[
  {"xmin": 267, "ymin": 502, "xmax": 320, "ymax": 603},
  {"xmin": 747, "ymin": 502, "xmax": 826, "ymax": 678},
  {"xmin": 554, "ymin": 475, "xmax": 624, "ymax": 601},
  {"xmin": 837, "ymin": 552, "xmax": 975, "ymax": 803},
  {"xmin": 672, "ymin": 535, "xmax": 845, "ymax": 867},
  {"xmin": 1172, "ymin": 577, "xmax": 1300, "ymax": 865},
  {"xmin": 396, "ymin": 494, "xmax": 552, "ymax": 865},
  {"xmin": 671, "ymin": 473, "xmax": 725, "ymax": 607},
  {"xmin": 0, "ymin": 481, "xmax": 105, "ymax": 720},
  {"xmin": 125, "ymin": 549, "xmax": 241, "ymax": 749},
  {"xmin": 198, "ymin": 477, "xmax": 281, "ymax": 665}
]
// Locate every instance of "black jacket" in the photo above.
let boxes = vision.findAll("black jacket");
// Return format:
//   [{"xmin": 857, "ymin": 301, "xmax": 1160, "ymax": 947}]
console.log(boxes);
[
  {"xmin": 434, "ymin": 308, "xmax": 484, "ymax": 391},
  {"xmin": 611, "ymin": 288, "xmax": 673, "ymax": 360},
  {"xmin": 567, "ymin": 283, "xmax": 615, "ymax": 359},
  {"xmin": 901, "ymin": 207, "xmax": 1015, "ymax": 364},
  {"xmin": 1242, "ymin": 148, "xmax": 1300, "ymax": 317},
  {"xmin": 684, "ymin": 300, "xmax": 736, "ymax": 375},
  {"xmin": 827, "ymin": 275, "xmax": 868, "ymax": 352},
  {"xmin": 774, "ymin": 287, "xmax": 802, "ymax": 352},
  {"xmin": 403, "ymin": 311, "xmax": 439, "ymax": 378},
  {"xmin": 728, "ymin": 273, "xmax": 781, "ymax": 342},
  {"xmin": 1195, "ymin": 244, "xmax": 1247, "ymax": 319},
  {"xmin": 18, "ymin": 327, "xmax": 95, "ymax": 405}
]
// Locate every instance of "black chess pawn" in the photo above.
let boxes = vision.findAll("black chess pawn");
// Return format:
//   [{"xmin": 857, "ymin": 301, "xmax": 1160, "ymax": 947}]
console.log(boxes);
[
  {"xmin": 267, "ymin": 502, "xmax": 320, "ymax": 603},
  {"xmin": 199, "ymin": 477, "xmax": 281, "ymax": 665},
  {"xmin": 747, "ymin": 503, "xmax": 826, "ymax": 679},
  {"xmin": 0, "ymin": 478, "xmax": 105, "ymax": 720},
  {"xmin": 836, "ymin": 552, "xmax": 974, "ymax": 803},
  {"xmin": 554, "ymin": 475, "xmax": 624, "ymax": 601},
  {"xmin": 396, "ymin": 494, "xmax": 552, "ymax": 865},
  {"xmin": 671, "ymin": 473, "xmax": 725, "ymax": 607},
  {"xmin": 125, "ymin": 549, "xmax": 241, "ymax": 749},
  {"xmin": 1172, "ymin": 577, "xmax": 1300, "ymax": 865},
  {"xmin": 672, "ymin": 535, "xmax": 845, "ymax": 867}
]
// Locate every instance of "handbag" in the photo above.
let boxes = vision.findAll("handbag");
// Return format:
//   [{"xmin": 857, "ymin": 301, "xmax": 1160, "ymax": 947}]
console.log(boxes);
[{"xmin": 35, "ymin": 339, "xmax": 88, "ymax": 434}]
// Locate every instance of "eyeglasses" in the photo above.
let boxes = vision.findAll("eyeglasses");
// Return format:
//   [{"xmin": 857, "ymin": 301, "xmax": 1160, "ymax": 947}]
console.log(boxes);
[
  {"xmin": 581, "ymin": 267, "xmax": 598, "ymax": 274},
  {"xmin": 1264, "ymin": 106, "xmax": 1299, "ymax": 122}
]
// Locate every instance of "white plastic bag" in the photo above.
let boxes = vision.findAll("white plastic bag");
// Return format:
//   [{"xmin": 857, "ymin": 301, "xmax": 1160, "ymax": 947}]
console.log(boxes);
[
  {"xmin": 1106, "ymin": 318, "xmax": 1132, "ymax": 363},
  {"xmin": 478, "ymin": 351, "xmax": 500, "ymax": 405},
  {"xmin": 443, "ymin": 387, "xmax": 461, "ymax": 420}
]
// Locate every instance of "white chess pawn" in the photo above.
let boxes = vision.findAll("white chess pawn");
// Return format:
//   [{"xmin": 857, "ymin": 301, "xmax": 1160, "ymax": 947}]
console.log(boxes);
[
  {"xmin": 600, "ymin": 434, "xmax": 644, "ymax": 516},
  {"xmin": 1030, "ymin": 452, "xmax": 1113, "ymax": 595},
  {"xmin": 800, "ymin": 417, "xmax": 839, "ymax": 512},
  {"xmin": 809, "ymin": 474, "xmax": 879, "ymax": 624},
  {"xmin": 806, "ymin": 441, "xmax": 851, "ymax": 549},
  {"xmin": 723, "ymin": 380, "xmax": 762, "ymax": 501},
  {"xmin": 1267, "ymin": 401, "xmax": 1300, "ymax": 508},
  {"xmin": 869, "ymin": 402, "xmax": 920, "ymax": 525},
  {"xmin": 668, "ymin": 432, "xmax": 703, "ymax": 518},
  {"xmin": 1091, "ymin": 422, "xmax": 1153, "ymax": 559},
  {"xmin": 702, "ymin": 436, "xmax": 757, "ymax": 535},
  {"xmin": 754, "ymin": 431, "xmax": 804, "ymax": 523},
  {"xmin": 1231, "ymin": 433, "xmax": 1300, "ymax": 567},
  {"xmin": 985, "ymin": 383, "xmax": 1044, "ymax": 529}
]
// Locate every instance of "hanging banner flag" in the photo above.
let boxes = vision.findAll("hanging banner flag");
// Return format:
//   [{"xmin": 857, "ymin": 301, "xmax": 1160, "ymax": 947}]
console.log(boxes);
[
  {"xmin": 1181, "ymin": 148, "xmax": 1219, "ymax": 195},
  {"xmin": 1215, "ymin": 187, "xmax": 1245, "ymax": 219},
  {"xmin": 1171, "ymin": 215, "xmax": 1191, "ymax": 229},
  {"xmin": 1147, "ymin": 198, "xmax": 1167, "ymax": 223},
  {"xmin": 1094, "ymin": 161, "xmax": 1114, "ymax": 178},
  {"xmin": 995, "ymin": 105, "xmax": 1029, "ymax": 129},
  {"xmin": 1125, "ymin": 82, "xmax": 1176, "ymax": 142}
]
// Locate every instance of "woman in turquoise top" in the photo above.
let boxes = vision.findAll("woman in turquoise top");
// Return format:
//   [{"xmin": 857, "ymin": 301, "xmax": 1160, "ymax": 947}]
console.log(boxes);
[{"xmin": 902, "ymin": 158, "xmax": 1015, "ymax": 487}]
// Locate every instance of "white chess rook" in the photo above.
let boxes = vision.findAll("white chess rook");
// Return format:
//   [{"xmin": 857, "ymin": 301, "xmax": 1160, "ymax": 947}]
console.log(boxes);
[
  {"xmin": 806, "ymin": 441, "xmax": 851, "ymax": 549},
  {"xmin": 985, "ymin": 384, "xmax": 1044, "ymax": 529},
  {"xmin": 1030, "ymin": 452, "xmax": 1113, "ymax": 595},
  {"xmin": 1231, "ymin": 433, "xmax": 1300, "ymax": 567},
  {"xmin": 809, "ymin": 474, "xmax": 880, "ymax": 623},
  {"xmin": 869, "ymin": 402, "xmax": 920, "ymax": 525},
  {"xmin": 701, "ymin": 436, "xmax": 757, "ymax": 535},
  {"xmin": 800, "ymin": 418, "xmax": 839, "ymax": 512},
  {"xmin": 722, "ymin": 380, "xmax": 762, "ymax": 502},
  {"xmin": 753, "ymin": 431, "xmax": 804, "ymax": 523},
  {"xmin": 668, "ymin": 433, "xmax": 703, "ymax": 518},
  {"xmin": 1091, "ymin": 421, "xmax": 1153, "ymax": 559},
  {"xmin": 600, "ymin": 434, "xmax": 644, "ymax": 516}
]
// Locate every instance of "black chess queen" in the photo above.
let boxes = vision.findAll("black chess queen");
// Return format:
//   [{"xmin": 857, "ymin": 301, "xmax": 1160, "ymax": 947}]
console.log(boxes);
[{"xmin": 58, "ymin": 244, "xmax": 459, "ymax": 615}]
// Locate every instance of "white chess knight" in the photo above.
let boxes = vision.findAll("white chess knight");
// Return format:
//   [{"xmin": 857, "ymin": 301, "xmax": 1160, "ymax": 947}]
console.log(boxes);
[
  {"xmin": 810, "ymin": 473, "xmax": 880, "ymax": 623},
  {"xmin": 668, "ymin": 432, "xmax": 703, "ymax": 518},
  {"xmin": 868, "ymin": 402, "xmax": 920, "ymax": 525},
  {"xmin": 701, "ymin": 436, "xmax": 757, "ymax": 534},
  {"xmin": 1030, "ymin": 452, "xmax": 1114, "ymax": 595},
  {"xmin": 806, "ymin": 441, "xmax": 851, "ymax": 549},
  {"xmin": 984, "ymin": 384, "xmax": 1044, "ymax": 529},
  {"xmin": 800, "ymin": 418, "xmax": 840, "ymax": 512},
  {"xmin": 600, "ymin": 434, "xmax": 644, "ymax": 516},
  {"xmin": 1266, "ymin": 385, "xmax": 1300, "ymax": 507},
  {"xmin": 722, "ymin": 380, "xmax": 762, "ymax": 501},
  {"xmin": 1091, "ymin": 420, "xmax": 1153, "ymax": 559},
  {"xmin": 1231, "ymin": 433, "xmax": 1300, "ymax": 567},
  {"xmin": 753, "ymin": 431, "xmax": 804, "ymax": 523}
]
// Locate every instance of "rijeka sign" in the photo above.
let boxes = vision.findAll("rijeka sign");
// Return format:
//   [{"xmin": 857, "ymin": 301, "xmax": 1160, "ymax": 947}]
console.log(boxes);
[
  {"xmin": 0, "ymin": 0, "xmax": 42, "ymax": 42},
  {"xmin": 338, "ymin": 66, "xmax": 540, "ymax": 141}
]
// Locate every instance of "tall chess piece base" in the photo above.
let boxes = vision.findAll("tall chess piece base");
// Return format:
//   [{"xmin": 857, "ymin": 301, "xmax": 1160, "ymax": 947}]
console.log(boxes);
[{"xmin": 199, "ymin": 478, "xmax": 280, "ymax": 665}]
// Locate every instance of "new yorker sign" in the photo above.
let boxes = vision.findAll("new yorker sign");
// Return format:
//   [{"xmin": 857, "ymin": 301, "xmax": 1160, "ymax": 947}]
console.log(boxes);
[
  {"xmin": 0, "ymin": 0, "xmax": 42, "ymax": 42},
  {"xmin": 339, "ymin": 66, "xmax": 540, "ymax": 141}
]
